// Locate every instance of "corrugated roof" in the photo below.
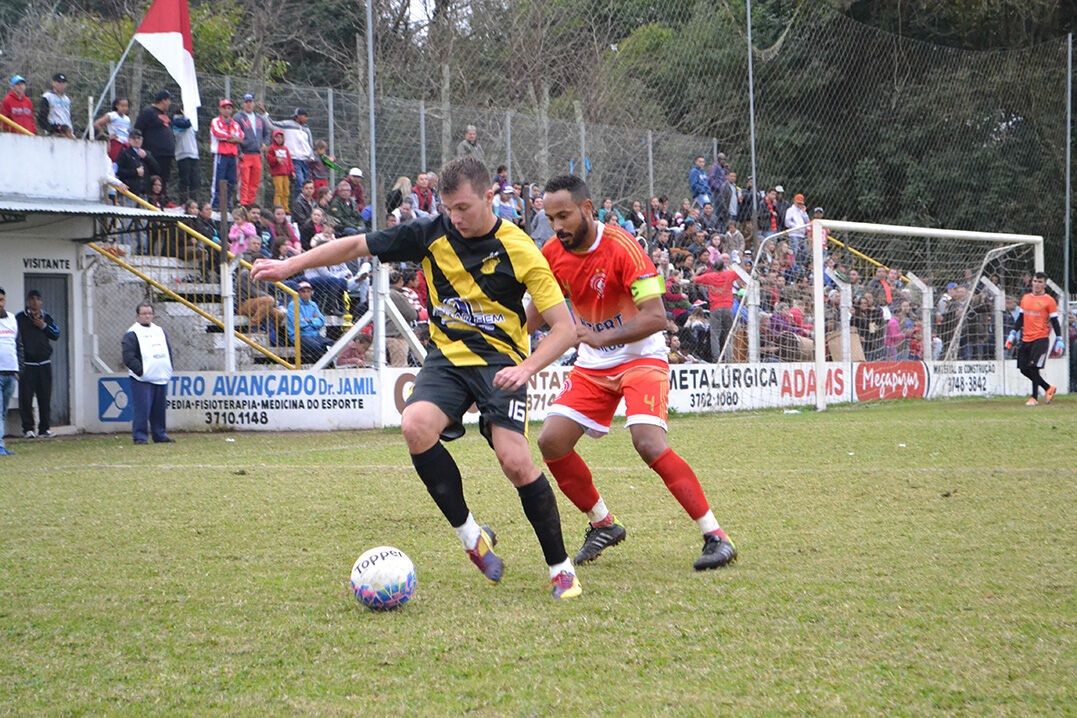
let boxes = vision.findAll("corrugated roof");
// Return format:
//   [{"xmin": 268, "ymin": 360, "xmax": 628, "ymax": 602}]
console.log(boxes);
[{"xmin": 0, "ymin": 198, "xmax": 183, "ymax": 220}]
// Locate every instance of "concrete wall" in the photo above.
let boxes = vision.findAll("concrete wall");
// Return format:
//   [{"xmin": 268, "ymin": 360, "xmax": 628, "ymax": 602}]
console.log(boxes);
[{"xmin": 0, "ymin": 134, "xmax": 111, "ymax": 201}]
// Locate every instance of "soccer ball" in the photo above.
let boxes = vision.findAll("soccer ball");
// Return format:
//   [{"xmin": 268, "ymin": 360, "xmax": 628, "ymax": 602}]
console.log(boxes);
[{"xmin": 350, "ymin": 546, "xmax": 416, "ymax": 610}]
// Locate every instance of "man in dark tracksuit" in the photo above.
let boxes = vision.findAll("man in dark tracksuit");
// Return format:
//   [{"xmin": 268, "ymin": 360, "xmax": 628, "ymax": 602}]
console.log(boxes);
[{"xmin": 16, "ymin": 290, "xmax": 60, "ymax": 438}]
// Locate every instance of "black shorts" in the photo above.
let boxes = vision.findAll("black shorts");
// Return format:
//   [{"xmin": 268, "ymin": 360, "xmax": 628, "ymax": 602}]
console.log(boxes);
[
  {"xmin": 1017, "ymin": 337, "xmax": 1049, "ymax": 370},
  {"xmin": 405, "ymin": 363, "xmax": 528, "ymax": 446}
]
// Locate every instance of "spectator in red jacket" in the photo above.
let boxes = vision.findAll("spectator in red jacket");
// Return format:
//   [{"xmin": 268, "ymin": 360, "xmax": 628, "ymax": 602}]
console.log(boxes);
[
  {"xmin": 410, "ymin": 173, "xmax": 437, "ymax": 216},
  {"xmin": 265, "ymin": 129, "xmax": 294, "ymax": 213},
  {"xmin": 1, "ymin": 75, "xmax": 35, "ymax": 134},
  {"xmin": 210, "ymin": 99, "xmax": 242, "ymax": 209},
  {"xmin": 345, "ymin": 167, "xmax": 367, "ymax": 211},
  {"xmin": 693, "ymin": 258, "xmax": 739, "ymax": 361}
]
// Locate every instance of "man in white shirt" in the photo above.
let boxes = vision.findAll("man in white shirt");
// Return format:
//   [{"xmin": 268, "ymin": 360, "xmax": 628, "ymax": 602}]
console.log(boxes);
[
  {"xmin": 0, "ymin": 287, "xmax": 18, "ymax": 455},
  {"xmin": 121, "ymin": 303, "xmax": 175, "ymax": 444},
  {"xmin": 272, "ymin": 107, "xmax": 315, "ymax": 198},
  {"xmin": 784, "ymin": 192, "xmax": 810, "ymax": 260}
]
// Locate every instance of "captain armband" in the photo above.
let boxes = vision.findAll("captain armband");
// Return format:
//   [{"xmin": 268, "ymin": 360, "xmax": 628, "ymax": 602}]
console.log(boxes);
[{"xmin": 630, "ymin": 274, "xmax": 666, "ymax": 302}]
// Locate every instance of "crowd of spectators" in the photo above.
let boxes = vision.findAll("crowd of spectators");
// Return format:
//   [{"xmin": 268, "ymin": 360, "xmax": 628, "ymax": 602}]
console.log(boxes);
[{"xmin": 2, "ymin": 73, "xmax": 1040, "ymax": 367}]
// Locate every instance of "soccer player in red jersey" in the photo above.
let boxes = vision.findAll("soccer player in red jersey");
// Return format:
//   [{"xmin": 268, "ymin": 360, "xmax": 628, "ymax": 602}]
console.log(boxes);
[
  {"xmin": 1006, "ymin": 271, "xmax": 1063, "ymax": 405},
  {"xmin": 531, "ymin": 175, "xmax": 737, "ymax": 570}
]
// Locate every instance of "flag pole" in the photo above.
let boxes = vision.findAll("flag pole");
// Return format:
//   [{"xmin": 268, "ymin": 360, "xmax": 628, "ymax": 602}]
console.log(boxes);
[{"xmin": 84, "ymin": 36, "xmax": 137, "ymax": 138}]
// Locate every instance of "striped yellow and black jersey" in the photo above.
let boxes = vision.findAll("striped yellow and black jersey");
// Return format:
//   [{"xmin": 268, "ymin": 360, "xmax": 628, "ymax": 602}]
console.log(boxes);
[{"xmin": 365, "ymin": 215, "xmax": 564, "ymax": 367}]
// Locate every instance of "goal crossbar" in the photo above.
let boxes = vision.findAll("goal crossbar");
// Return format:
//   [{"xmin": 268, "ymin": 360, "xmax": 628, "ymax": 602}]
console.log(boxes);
[
  {"xmin": 810, "ymin": 220, "xmax": 1044, "ymax": 411},
  {"xmin": 816, "ymin": 220, "xmax": 1043, "ymax": 246}
]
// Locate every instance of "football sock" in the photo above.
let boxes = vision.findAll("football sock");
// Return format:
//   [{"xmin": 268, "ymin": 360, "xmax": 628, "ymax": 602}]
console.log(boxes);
[
  {"xmin": 516, "ymin": 473, "xmax": 570, "ymax": 567},
  {"xmin": 411, "ymin": 442, "xmax": 469, "ymax": 528},
  {"xmin": 1022, "ymin": 366, "xmax": 1050, "ymax": 397},
  {"xmin": 588, "ymin": 498, "xmax": 613, "ymax": 527},
  {"xmin": 455, "ymin": 513, "xmax": 482, "ymax": 552},
  {"xmin": 548, "ymin": 557, "xmax": 574, "ymax": 580},
  {"xmin": 696, "ymin": 510, "xmax": 720, "ymax": 535},
  {"xmin": 649, "ymin": 447, "xmax": 710, "ymax": 521},
  {"xmin": 697, "ymin": 511, "xmax": 729, "ymax": 541},
  {"xmin": 544, "ymin": 450, "xmax": 600, "ymax": 514}
]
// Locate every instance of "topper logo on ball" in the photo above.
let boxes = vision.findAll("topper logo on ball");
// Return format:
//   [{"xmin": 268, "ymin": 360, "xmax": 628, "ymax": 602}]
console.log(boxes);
[{"xmin": 356, "ymin": 547, "xmax": 405, "ymax": 572}]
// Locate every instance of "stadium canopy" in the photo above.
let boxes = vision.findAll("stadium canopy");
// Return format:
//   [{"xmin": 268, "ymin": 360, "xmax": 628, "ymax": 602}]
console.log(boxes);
[{"xmin": 0, "ymin": 198, "xmax": 182, "ymax": 222}]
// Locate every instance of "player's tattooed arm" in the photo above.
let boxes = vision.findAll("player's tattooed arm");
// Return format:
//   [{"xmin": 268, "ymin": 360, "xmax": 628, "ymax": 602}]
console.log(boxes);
[
  {"xmin": 576, "ymin": 296, "xmax": 666, "ymax": 348},
  {"xmin": 523, "ymin": 299, "xmax": 545, "ymax": 334},
  {"xmin": 494, "ymin": 300, "xmax": 576, "ymax": 390}
]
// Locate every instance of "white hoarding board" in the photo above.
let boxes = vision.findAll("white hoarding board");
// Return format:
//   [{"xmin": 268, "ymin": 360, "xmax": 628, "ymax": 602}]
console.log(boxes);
[{"xmin": 92, "ymin": 369, "xmax": 380, "ymax": 432}]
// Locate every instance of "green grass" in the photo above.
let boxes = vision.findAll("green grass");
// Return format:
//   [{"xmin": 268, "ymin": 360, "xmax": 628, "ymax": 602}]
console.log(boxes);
[{"xmin": 1, "ymin": 397, "xmax": 1075, "ymax": 715}]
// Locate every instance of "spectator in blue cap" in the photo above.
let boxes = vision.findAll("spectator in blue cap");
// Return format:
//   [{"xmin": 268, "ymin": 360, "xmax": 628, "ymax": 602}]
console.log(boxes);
[
  {"xmin": 236, "ymin": 92, "xmax": 273, "ymax": 205},
  {"xmin": 1, "ymin": 75, "xmax": 35, "ymax": 134}
]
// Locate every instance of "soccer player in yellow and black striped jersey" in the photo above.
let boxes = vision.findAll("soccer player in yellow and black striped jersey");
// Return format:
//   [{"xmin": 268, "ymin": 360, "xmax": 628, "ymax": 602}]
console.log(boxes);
[{"xmin": 252, "ymin": 156, "xmax": 583, "ymax": 599}]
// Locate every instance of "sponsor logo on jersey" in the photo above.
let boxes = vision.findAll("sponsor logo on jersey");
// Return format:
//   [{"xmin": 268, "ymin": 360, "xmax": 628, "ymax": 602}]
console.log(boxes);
[{"xmin": 433, "ymin": 297, "xmax": 505, "ymax": 330}]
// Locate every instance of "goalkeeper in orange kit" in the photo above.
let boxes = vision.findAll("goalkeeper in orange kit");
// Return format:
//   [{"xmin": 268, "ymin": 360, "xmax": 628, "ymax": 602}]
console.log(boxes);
[{"xmin": 1006, "ymin": 272, "xmax": 1063, "ymax": 405}]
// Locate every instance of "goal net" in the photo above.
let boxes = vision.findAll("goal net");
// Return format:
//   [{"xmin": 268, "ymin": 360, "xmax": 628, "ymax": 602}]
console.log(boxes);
[{"xmin": 713, "ymin": 220, "xmax": 1046, "ymax": 408}]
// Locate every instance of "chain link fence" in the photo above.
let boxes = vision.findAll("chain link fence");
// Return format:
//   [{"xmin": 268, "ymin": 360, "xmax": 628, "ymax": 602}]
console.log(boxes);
[
  {"xmin": 5, "ymin": 5, "xmax": 1066, "ymax": 260},
  {"xmin": 2, "ymin": 3, "xmax": 1069, "ymax": 374}
]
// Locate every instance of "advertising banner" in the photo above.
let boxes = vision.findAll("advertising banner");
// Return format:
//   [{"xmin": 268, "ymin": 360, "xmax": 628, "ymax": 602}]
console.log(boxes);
[
  {"xmin": 94, "ymin": 369, "xmax": 380, "ymax": 432},
  {"xmin": 84, "ymin": 359, "xmax": 1066, "ymax": 434}
]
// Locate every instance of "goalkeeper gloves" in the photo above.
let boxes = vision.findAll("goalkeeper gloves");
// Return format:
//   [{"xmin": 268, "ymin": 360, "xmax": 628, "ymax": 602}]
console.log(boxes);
[
  {"xmin": 1051, "ymin": 336, "xmax": 1065, "ymax": 357},
  {"xmin": 1005, "ymin": 330, "xmax": 1017, "ymax": 350}
]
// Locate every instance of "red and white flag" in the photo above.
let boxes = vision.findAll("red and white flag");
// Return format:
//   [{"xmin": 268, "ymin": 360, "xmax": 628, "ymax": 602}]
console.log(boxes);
[{"xmin": 134, "ymin": 0, "xmax": 201, "ymax": 130}]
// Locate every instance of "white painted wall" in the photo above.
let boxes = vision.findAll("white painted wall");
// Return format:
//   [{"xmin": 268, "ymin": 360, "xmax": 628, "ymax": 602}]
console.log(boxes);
[{"xmin": 0, "ymin": 134, "xmax": 111, "ymax": 201}]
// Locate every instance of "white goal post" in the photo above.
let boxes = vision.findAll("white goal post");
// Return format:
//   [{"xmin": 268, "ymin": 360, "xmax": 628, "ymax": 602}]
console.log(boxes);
[{"xmin": 809, "ymin": 220, "xmax": 1045, "ymax": 410}]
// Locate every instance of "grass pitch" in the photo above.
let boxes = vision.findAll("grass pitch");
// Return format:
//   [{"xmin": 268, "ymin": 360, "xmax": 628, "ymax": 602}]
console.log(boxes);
[{"xmin": 1, "ymin": 398, "xmax": 1075, "ymax": 715}]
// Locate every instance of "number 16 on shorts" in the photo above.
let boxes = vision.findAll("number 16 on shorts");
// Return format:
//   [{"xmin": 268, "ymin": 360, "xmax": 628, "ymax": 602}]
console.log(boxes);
[{"xmin": 509, "ymin": 399, "xmax": 527, "ymax": 423}]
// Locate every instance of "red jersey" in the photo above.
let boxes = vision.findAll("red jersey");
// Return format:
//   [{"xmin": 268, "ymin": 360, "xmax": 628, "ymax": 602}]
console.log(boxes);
[
  {"xmin": 542, "ymin": 223, "xmax": 667, "ymax": 370},
  {"xmin": 694, "ymin": 268, "xmax": 737, "ymax": 309},
  {"xmin": 1019, "ymin": 292, "xmax": 1058, "ymax": 341}
]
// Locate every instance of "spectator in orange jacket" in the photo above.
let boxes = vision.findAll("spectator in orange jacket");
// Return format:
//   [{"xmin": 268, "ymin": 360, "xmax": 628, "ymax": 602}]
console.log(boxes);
[
  {"xmin": 1, "ymin": 75, "xmax": 35, "ymax": 134},
  {"xmin": 265, "ymin": 129, "xmax": 294, "ymax": 213}
]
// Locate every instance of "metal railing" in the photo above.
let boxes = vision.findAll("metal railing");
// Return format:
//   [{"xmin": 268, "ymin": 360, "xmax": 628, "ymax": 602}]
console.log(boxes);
[
  {"xmin": 98, "ymin": 184, "xmax": 302, "ymax": 368},
  {"xmin": 0, "ymin": 114, "xmax": 34, "ymax": 135}
]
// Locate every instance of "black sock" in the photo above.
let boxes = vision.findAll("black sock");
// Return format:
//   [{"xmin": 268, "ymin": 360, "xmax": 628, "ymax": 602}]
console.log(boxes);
[
  {"xmin": 1023, "ymin": 367, "xmax": 1050, "ymax": 397},
  {"xmin": 411, "ymin": 442, "xmax": 469, "ymax": 527},
  {"xmin": 517, "ymin": 473, "xmax": 569, "ymax": 566}
]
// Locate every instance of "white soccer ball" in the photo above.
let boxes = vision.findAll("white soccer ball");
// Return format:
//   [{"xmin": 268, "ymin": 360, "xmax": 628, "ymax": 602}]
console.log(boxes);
[{"xmin": 350, "ymin": 546, "xmax": 416, "ymax": 610}]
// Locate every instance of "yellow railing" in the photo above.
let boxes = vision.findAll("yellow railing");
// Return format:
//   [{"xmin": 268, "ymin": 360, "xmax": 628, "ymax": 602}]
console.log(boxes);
[
  {"xmin": 0, "ymin": 113, "xmax": 35, "ymax": 135},
  {"xmin": 826, "ymin": 234, "xmax": 909, "ymax": 284},
  {"xmin": 87, "ymin": 243, "xmax": 300, "ymax": 368},
  {"xmin": 104, "ymin": 184, "xmax": 302, "ymax": 368}
]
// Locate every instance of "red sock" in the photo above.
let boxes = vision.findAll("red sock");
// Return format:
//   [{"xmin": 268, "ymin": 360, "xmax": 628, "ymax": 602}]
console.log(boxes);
[
  {"xmin": 544, "ymin": 451, "xmax": 600, "ymax": 514},
  {"xmin": 649, "ymin": 447, "xmax": 710, "ymax": 520}
]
